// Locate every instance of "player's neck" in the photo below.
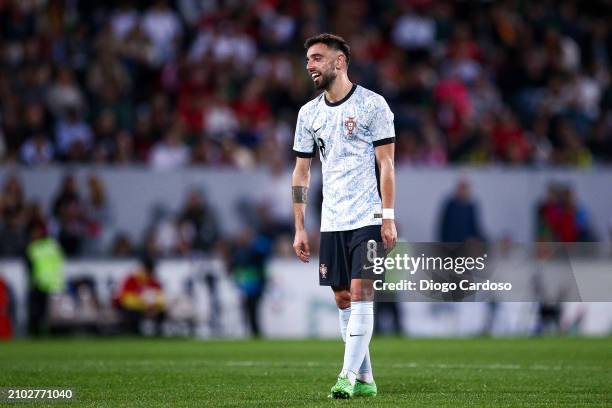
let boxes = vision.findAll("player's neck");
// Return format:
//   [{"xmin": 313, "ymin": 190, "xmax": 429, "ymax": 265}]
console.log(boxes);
[{"xmin": 325, "ymin": 76, "xmax": 353, "ymax": 104}]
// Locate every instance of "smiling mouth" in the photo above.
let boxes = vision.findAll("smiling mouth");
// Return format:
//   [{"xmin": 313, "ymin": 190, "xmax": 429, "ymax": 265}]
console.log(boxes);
[{"xmin": 311, "ymin": 72, "xmax": 321, "ymax": 80}]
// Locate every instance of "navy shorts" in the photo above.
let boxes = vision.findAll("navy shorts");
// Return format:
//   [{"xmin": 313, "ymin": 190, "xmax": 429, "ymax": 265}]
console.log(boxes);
[{"xmin": 318, "ymin": 225, "xmax": 385, "ymax": 288}]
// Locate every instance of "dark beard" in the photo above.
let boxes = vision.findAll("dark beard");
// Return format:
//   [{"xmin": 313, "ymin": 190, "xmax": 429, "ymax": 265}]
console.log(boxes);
[{"xmin": 315, "ymin": 70, "xmax": 336, "ymax": 90}]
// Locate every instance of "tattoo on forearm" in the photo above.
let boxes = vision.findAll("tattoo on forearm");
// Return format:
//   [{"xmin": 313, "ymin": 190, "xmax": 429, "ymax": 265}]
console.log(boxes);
[{"xmin": 292, "ymin": 186, "xmax": 308, "ymax": 203}]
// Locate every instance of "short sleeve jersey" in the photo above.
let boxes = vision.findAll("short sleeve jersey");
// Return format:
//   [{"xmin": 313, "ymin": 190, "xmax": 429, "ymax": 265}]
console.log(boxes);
[{"xmin": 293, "ymin": 84, "xmax": 395, "ymax": 232}]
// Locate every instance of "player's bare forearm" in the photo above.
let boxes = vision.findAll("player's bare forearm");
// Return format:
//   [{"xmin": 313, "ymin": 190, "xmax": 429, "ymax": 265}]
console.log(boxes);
[
  {"xmin": 375, "ymin": 143, "xmax": 395, "ymax": 210},
  {"xmin": 292, "ymin": 158, "xmax": 311, "ymax": 231},
  {"xmin": 292, "ymin": 157, "xmax": 312, "ymax": 262},
  {"xmin": 375, "ymin": 143, "xmax": 397, "ymax": 250}
]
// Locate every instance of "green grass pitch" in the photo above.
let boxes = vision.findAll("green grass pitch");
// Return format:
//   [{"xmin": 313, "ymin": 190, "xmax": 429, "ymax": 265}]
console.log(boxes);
[{"xmin": 1, "ymin": 337, "xmax": 611, "ymax": 407}]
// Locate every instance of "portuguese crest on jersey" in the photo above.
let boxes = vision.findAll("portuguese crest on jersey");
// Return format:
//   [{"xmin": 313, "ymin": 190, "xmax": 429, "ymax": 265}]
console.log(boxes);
[{"xmin": 344, "ymin": 117, "xmax": 356, "ymax": 136}]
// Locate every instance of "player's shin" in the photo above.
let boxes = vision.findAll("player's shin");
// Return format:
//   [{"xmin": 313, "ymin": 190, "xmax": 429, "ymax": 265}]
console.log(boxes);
[
  {"xmin": 338, "ymin": 306, "xmax": 351, "ymax": 341},
  {"xmin": 339, "ymin": 306, "xmax": 374, "ymax": 382},
  {"xmin": 340, "ymin": 301, "xmax": 374, "ymax": 384}
]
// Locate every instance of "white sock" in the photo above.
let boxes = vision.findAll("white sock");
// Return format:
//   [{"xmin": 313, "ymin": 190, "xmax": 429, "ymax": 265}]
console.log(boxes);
[
  {"xmin": 338, "ymin": 307, "xmax": 351, "ymax": 342},
  {"xmin": 338, "ymin": 307, "xmax": 374, "ymax": 383},
  {"xmin": 358, "ymin": 351, "xmax": 374, "ymax": 383},
  {"xmin": 339, "ymin": 301, "xmax": 374, "ymax": 385}
]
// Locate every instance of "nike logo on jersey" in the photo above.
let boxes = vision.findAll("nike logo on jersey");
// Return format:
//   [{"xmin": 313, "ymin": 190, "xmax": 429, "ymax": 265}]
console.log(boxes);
[{"xmin": 349, "ymin": 333, "xmax": 364, "ymax": 337}]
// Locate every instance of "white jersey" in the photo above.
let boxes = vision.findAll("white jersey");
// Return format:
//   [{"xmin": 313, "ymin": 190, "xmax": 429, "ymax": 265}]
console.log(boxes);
[{"xmin": 293, "ymin": 84, "xmax": 395, "ymax": 232}]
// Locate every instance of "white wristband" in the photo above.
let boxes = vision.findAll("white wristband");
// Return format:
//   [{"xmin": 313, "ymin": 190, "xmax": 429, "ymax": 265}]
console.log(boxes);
[{"xmin": 382, "ymin": 208, "xmax": 395, "ymax": 220}]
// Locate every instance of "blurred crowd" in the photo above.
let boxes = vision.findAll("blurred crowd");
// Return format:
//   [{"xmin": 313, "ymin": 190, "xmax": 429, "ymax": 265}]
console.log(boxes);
[
  {"xmin": 0, "ymin": 171, "xmax": 601, "ymax": 338},
  {"xmin": 437, "ymin": 178, "xmax": 597, "ymax": 243},
  {"xmin": 0, "ymin": 173, "xmax": 114, "ymax": 257},
  {"xmin": 0, "ymin": 170, "xmax": 288, "ymax": 336},
  {"xmin": 0, "ymin": 0, "xmax": 611, "ymax": 168},
  {"xmin": 0, "ymin": 171, "xmax": 297, "ymax": 261},
  {"xmin": 0, "ymin": 171, "xmax": 598, "ymax": 261}
]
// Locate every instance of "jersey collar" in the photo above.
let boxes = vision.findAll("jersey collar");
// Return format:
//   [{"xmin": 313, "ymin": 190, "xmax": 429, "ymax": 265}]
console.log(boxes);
[{"xmin": 324, "ymin": 84, "xmax": 357, "ymax": 107}]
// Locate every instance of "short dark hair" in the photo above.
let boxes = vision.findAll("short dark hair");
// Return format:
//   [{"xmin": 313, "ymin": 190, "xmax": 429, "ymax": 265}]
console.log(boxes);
[{"xmin": 304, "ymin": 33, "xmax": 350, "ymax": 65}]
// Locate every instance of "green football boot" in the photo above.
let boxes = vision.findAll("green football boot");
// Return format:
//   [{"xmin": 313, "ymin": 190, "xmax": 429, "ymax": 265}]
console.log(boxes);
[
  {"xmin": 353, "ymin": 379, "xmax": 377, "ymax": 397},
  {"xmin": 330, "ymin": 376, "xmax": 354, "ymax": 399}
]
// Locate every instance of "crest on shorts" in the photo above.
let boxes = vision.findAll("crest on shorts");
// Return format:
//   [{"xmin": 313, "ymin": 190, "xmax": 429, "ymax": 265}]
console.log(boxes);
[
  {"xmin": 344, "ymin": 117, "xmax": 356, "ymax": 136},
  {"xmin": 319, "ymin": 263, "xmax": 328, "ymax": 279}
]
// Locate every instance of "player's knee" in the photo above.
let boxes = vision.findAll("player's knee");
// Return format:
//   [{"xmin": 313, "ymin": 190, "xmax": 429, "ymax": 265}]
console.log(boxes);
[
  {"xmin": 350, "ymin": 280, "xmax": 374, "ymax": 301},
  {"xmin": 336, "ymin": 298, "xmax": 351, "ymax": 309},
  {"xmin": 333, "ymin": 289, "xmax": 351, "ymax": 309}
]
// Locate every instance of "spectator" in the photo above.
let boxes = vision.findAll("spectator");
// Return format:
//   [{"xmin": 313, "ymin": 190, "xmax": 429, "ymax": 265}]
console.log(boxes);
[
  {"xmin": 51, "ymin": 175, "xmax": 87, "ymax": 256},
  {"xmin": 55, "ymin": 197, "xmax": 88, "ymax": 257},
  {"xmin": 20, "ymin": 103, "xmax": 50, "ymax": 142},
  {"xmin": 491, "ymin": 110, "xmax": 531, "ymax": 163},
  {"xmin": 178, "ymin": 188, "xmax": 220, "ymax": 253},
  {"xmin": 444, "ymin": 24, "xmax": 483, "ymax": 85},
  {"xmin": 54, "ymin": 108, "xmax": 94, "ymax": 162},
  {"xmin": 553, "ymin": 121, "xmax": 593, "ymax": 167},
  {"xmin": 141, "ymin": 229, "xmax": 162, "ymax": 260},
  {"xmin": 132, "ymin": 110, "xmax": 156, "ymax": 162},
  {"xmin": 113, "ymin": 256, "xmax": 166, "ymax": 335},
  {"xmin": 20, "ymin": 133, "xmax": 55, "ymax": 166},
  {"xmin": 528, "ymin": 116, "xmax": 553, "ymax": 166},
  {"xmin": 140, "ymin": 0, "xmax": 182, "ymax": 66},
  {"xmin": 434, "ymin": 73, "xmax": 472, "ymax": 140},
  {"xmin": 91, "ymin": 110, "xmax": 119, "ymax": 162},
  {"xmin": 228, "ymin": 228, "xmax": 271, "ymax": 338},
  {"xmin": 0, "ymin": 176, "xmax": 28, "ymax": 255},
  {"xmin": 469, "ymin": 76, "xmax": 503, "ymax": 120},
  {"xmin": 150, "ymin": 125, "xmax": 190, "ymax": 171},
  {"xmin": 0, "ymin": 274, "xmax": 15, "ymax": 339},
  {"xmin": 536, "ymin": 183, "xmax": 595, "ymax": 242},
  {"xmin": 536, "ymin": 182, "xmax": 562, "ymax": 241},
  {"xmin": 52, "ymin": 174, "xmax": 81, "ymax": 218},
  {"xmin": 204, "ymin": 93, "xmax": 240, "ymax": 141},
  {"xmin": 110, "ymin": 3, "xmax": 140, "ymax": 40},
  {"xmin": 190, "ymin": 136, "xmax": 215, "ymax": 165},
  {"xmin": 0, "ymin": 208, "xmax": 28, "ymax": 256},
  {"xmin": 2, "ymin": 175, "xmax": 25, "ymax": 216},
  {"xmin": 144, "ymin": 205, "xmax": 179, "ymax": 257},
  {"xmin": 259, "ymin": 157, "xmax": 293, "ymax": 226},
  {"xmin": 438, "ymin": 179, "xmax": 485, "ymax": 242},
  {"xmin": 113, "ymin": 130, "xmax": 135, "ymax": 164},
  {"xmin": 392, "ymin": 5, "xmax": 436, "ymax": 51},
  {"xmin": 87, "ymin": 49, "xmax": 132, "ymax": 100},
  {"xmin": 83, "ymin": 175, "xmax": 114, "ymax": 255},
  {"xmin": 25, "ymin": 220, "xmax": 65, "ymax": 336},
  {"xmin": 46, "ymin": 68, "xmax": 85, "ymax": 118},
  {"xmin": 420, "ymin": 117, "xmax": 448, "ymax": 166}
]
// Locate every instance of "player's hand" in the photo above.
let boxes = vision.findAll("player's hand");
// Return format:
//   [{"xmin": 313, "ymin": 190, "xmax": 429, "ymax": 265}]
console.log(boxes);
[
  {"xmin": 381, "ymin": 219, "xmax": 397, "ymax": 251},
  {"xmin": 293, "ymin": 229, "xmax": 311, "ymax": 263}
]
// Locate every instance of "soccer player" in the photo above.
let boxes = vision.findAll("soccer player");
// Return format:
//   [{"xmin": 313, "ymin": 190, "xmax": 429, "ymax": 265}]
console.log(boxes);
[{"xmin": 291, "ymin": 33, "xmax": 397, "ymax": 399}]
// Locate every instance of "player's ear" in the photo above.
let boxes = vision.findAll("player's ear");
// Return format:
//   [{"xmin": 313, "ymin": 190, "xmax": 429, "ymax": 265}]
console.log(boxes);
[{"xmin": 336, "ymin": 53, "xmax": 343, "ymax": 70}]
